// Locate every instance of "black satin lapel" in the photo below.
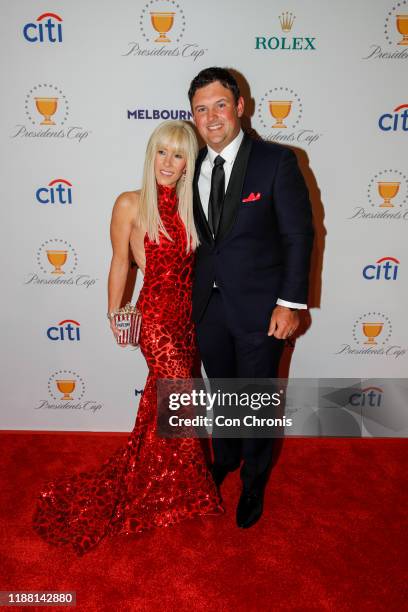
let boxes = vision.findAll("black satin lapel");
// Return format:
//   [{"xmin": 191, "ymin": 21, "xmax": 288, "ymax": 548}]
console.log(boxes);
[
  {"xmin": 193, "ymin": 148, "xmax": 213, "ymax": 245},
  {"xmin": 216, "ymin": 133, "xmax": 253, "ymax": 244}
]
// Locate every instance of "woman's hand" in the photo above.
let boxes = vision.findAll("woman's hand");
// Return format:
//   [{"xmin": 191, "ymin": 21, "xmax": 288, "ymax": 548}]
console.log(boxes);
[{"xmin": 109, "ymin": 317, "xmax": 126, "ymax": 346}]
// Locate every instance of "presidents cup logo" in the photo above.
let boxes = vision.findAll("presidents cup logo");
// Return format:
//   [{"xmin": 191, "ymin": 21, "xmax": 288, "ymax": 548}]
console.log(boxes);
[
  {"xmin": 48, "ymin": 370, "xmax": 85, "ymax": 401},
  {"xmin": 140, "ymin": 1, "xmax": 185, "ymax": 43},
  {"xmin": 122, "ymin": 0, "xmax": 207, "ymax": 61},
  {"xmin": 36, "ymin": 178, "xmax": 73, "ymax": 205},
  {"xmin": 255, "ymin": 12, "xmax": 317, "ymax": 51},
  {"xmin": 23, "ymin": 12, "xmax": 63, "ymax": 43},
  {"xmin": 34, "ymin": 370, "xmax": 102, "ymax": 412},
  {"xmin": 336, "ymin": 312, "xmax": 406, "ymax": 358},
  {"xmin": 11, "ymin": 84, "xmax": 91, "ymax": 142},
  {"xmin": 348, "ymin": 169, "xmax": 408, "ymax": 221},
  {"xmin": 25, "ymin": 84, "xmax": 69, "ymax": 126},
  {"xmin": 24, "ymin": 239, "xmax": 98, "ymax": 288},
  {"xmin": 363, "ymin": 1, "xmax": 408, "ymax": 59},
  {"xmin": 257, "ymin": 87, "xmax": 321, "ymax": 146},
  {"xmin": 352, "ymin": 313, "xmax": 392, "ymax": 346},
  {"xmin": 36, "ymin": 239, "xmax": 78, "ymax": 275}
]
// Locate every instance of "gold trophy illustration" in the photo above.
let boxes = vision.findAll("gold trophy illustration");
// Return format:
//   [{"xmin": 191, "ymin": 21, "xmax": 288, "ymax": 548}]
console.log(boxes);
[
  {"xmin": 46, "ymin": 250, "xmax": 68, "ymax": 275},
  {"xmin": 34, "ymin": 97, "xmax": 58, "ymax": 125},
  {"xmin": 396, "ymin": 14, "xmax": 408, "ymax": 45},
  {"xmin": 269, "ymin": 101, "xmax": 292, "ymax": 128},
  {"xmin": 362, "ymin": 322, "xmax": 383, "ymax": 345},
  {"xmin": 150, "ymin": 12, "xmax": 175, "ymax": 42},
  {"xmin": 377, "ymin": 181, "xmax": 400, "ymax": 208},
  {"xmin": 56, "ymin": 379, "xmax": 75, "ymax": 401}
]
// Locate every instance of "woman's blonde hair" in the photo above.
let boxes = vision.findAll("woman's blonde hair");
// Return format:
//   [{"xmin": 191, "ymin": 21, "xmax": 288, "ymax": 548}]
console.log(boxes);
[{"xmin": 136, "ymin": 120, "xmax": 199, "ymax": 251}]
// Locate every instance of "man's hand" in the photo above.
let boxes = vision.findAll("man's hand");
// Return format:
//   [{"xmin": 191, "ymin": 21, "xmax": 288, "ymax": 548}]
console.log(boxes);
[{"xmin": 268, "ymin": 305, "xmax": 299, "ymax": 339}]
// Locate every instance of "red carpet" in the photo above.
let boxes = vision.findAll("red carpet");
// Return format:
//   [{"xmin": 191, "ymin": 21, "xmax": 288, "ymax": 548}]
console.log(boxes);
[{"xmin": 1, "ymin": 432, "xmax": 406, "ymax": 611}]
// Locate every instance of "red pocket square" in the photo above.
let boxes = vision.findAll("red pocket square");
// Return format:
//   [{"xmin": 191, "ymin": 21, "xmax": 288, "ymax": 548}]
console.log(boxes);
[{"xmin": 242, "ymin": 192, "xmax": 261, "ymax": 203}]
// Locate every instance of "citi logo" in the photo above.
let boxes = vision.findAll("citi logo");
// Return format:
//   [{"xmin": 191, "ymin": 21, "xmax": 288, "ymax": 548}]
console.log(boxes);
[
  {"xmin": 36, "ymin": 178, "xmax": 73, "ymax": 205},
  {"xmin": 378, "ymin": 104, "xmax": 408, "ymax": 131},
  {"xmin": 23, "ymin": 12, "xmax": 63, "ymax": 43},
  {"xmin": 362, "ymin": 257, "xmax": 400, "ymax": 280},
  {"xmin": 46, "ymin": 319, "xmax": 80, "ymax": 341},
  {"xmin": 349, "ymin": 386, "xmax": 383, "ymax": 407}
]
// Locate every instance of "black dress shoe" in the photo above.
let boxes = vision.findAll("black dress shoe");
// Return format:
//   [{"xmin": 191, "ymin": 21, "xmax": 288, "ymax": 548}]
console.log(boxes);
[
  {"xmin": 210, "ymin": 464, "xmax": 229, "ymax": 487},
  {"xmin": 236, "ymin": 490, "xmax": 264, "ymax": 528}
]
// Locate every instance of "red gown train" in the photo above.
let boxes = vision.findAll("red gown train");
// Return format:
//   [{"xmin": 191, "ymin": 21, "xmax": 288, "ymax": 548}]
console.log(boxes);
[{"xmin": 32, "ymin": 183, "xmax": 224, "ymax": 556}]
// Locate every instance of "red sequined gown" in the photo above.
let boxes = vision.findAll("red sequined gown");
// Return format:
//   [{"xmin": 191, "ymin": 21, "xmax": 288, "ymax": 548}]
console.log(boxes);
[{"xmin": 32, "ymin": 183, "xmax": 224, "ymax": 556}]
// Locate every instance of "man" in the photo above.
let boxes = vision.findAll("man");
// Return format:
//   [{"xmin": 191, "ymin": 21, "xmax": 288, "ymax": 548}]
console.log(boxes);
[{"xmin": 188, "ymin": 67, "xmax": 314, "ymax": 528}]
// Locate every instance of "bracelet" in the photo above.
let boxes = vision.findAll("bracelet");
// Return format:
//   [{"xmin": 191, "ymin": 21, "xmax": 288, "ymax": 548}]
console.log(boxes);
[{"xmin": 107, "ymin": 312, "xmax": 116, "ymax": 320}]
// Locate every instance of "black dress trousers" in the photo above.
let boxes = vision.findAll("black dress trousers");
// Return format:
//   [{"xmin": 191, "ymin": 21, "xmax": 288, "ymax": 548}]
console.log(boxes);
[{"xmin": 196, "ymin": 288, "xmax": 284, "ymax": 494}]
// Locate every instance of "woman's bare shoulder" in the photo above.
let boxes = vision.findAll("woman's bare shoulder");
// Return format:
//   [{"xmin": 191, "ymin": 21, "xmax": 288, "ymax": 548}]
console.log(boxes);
[
  {"xmin": 113, "ymin": 190, "xmax": 141, "ymax": 211},
  {"xmin": 112, "ymin": 191, "xmax": 141, "ymax": 226}
]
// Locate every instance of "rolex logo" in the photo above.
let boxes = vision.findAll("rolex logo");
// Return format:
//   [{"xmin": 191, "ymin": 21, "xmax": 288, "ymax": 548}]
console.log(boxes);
[
  {"xmin": 255, "ymin": 11, "xmax": 316, "ymax": 52},
  {"xmin": 279, "ymin": 12, "xmax": 295, "ymax": 32}
]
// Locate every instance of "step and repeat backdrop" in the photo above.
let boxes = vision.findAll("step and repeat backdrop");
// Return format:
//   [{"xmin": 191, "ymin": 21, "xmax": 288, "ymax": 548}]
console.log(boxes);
[{"xmin": 0, "ymin": 0, "xmax": 407, "ymax": 432}]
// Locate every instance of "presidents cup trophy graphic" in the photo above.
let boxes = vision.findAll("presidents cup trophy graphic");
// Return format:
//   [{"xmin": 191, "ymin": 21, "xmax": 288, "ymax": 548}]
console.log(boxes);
[
  {"xmin": 258, "ymin": 88, "xmax": 302, "ymax": 133},
  {"xmin": 150, "ymin": 11, "xmax": 175, "ymax": 42},
  {"xmin": 269, "ymin": 101, "xmax": 292, "ymax": 128},
  {"xmin": 48, "ymin": 370, "xmax": 85, "ymax": 402},
  {"xmin": 46, "ymin": 249, "xmax": 68, "ymax": 274},
  {"xmin": 56, "ymin": 379, "xmax": 75, "ymax": 401},
  {"xmin": 352, "ymin": 313, "xmax": 392, "ymax": 348},
  {"xmin": 34, "ymin": 97, "xmax": 58, "ymax": 125},
  {"xmin": 396, "ymin": 14, "xmax": 408, "ymax": 45},
  {"xmin": 377, "ymin": 181, "xmax": 400, "ymax": 207},
  {"xmin": 362, "ymin": 322, "xmax": 384, "ymax": 345}
]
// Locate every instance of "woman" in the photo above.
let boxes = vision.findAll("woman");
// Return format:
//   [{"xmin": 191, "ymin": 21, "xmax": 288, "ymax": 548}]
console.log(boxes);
[{"xmin": 32, "ymin": 120, "xmax": 224, "ymax": 556}]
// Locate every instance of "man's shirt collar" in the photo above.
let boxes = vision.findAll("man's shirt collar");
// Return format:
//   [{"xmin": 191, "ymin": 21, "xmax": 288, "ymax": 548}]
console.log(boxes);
[{"xmin": 206, "ymin": 129, "xmax": 244, "ymax": 166}]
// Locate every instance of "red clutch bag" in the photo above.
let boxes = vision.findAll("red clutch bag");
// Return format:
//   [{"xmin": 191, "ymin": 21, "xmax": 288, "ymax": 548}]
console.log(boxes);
[{"xmin": 113, "ymin": 302, "xmax": 142, "ymax": 348}]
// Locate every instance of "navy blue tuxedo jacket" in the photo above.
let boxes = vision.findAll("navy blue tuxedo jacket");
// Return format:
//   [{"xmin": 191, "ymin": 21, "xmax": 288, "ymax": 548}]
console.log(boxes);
[{"xmin": 192, "ymin": 132, "xmax": 314, "ymax": 332}]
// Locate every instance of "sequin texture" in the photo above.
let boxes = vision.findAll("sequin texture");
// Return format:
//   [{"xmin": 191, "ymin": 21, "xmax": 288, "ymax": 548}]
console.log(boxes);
[{"xmin": 32, "ymin": 183, "xmax": 224, "ymax": 556}]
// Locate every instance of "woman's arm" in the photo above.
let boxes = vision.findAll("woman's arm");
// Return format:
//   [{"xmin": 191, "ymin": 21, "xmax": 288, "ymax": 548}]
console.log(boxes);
[{"xmin": 107, "ymin": 192, "xmax": 136, "ymax": 317}]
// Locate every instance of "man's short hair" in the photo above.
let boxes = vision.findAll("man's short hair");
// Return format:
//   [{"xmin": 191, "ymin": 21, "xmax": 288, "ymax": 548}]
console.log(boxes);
[{"xmin": 188, "ymin": 67, "xmax": 241, "ymax": 106}]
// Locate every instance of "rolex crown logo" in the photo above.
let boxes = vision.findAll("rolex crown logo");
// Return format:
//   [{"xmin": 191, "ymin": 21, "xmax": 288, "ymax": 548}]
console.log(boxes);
[{"xmin": 279, "ymin": 11, "xmax": 295, "ymax": 32}]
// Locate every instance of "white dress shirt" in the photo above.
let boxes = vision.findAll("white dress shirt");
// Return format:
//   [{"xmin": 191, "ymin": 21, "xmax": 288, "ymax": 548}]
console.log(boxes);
[{"xmin": 197, "ymin": 129, "xmax": 307, "ymax": 310}]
